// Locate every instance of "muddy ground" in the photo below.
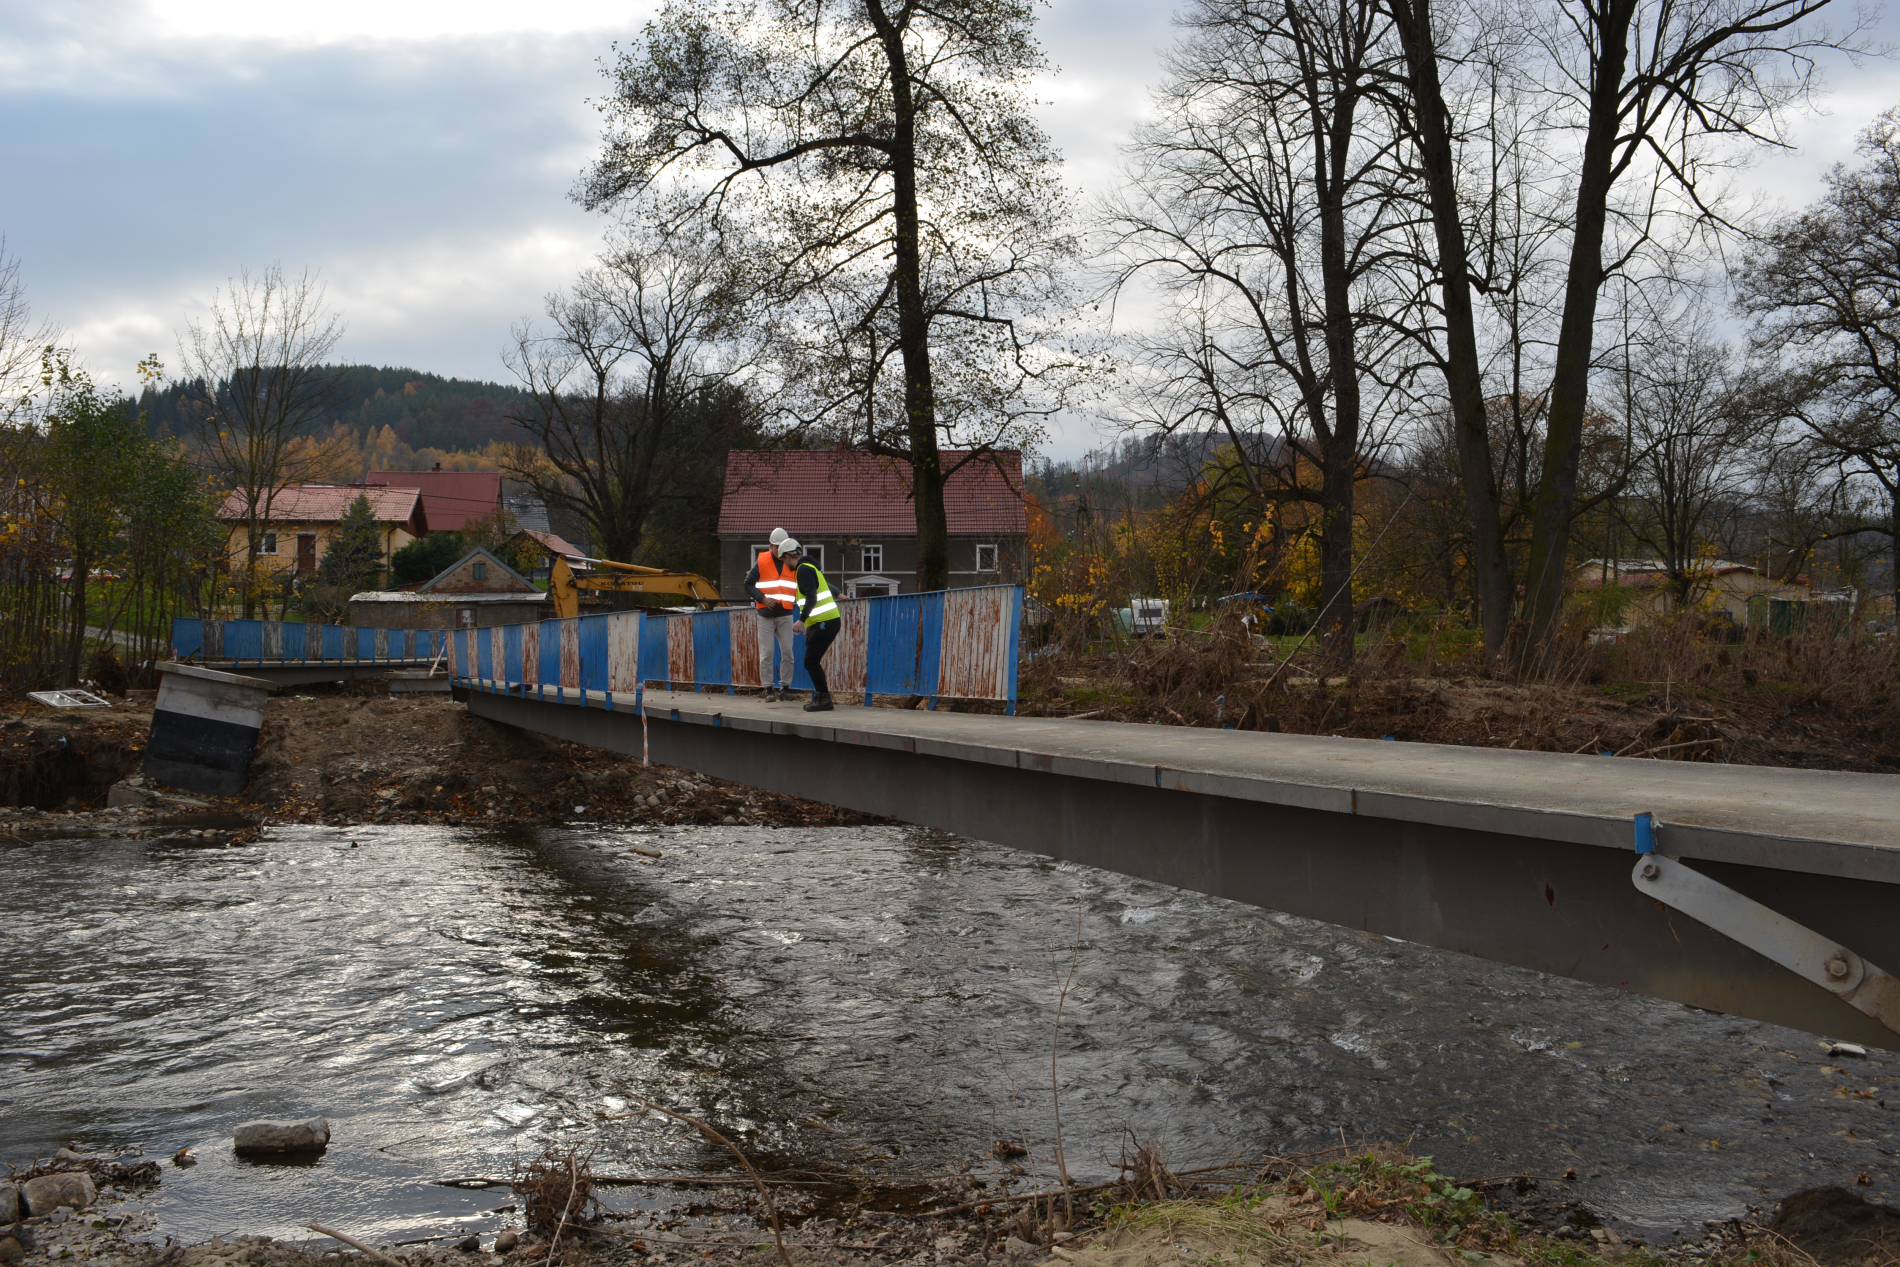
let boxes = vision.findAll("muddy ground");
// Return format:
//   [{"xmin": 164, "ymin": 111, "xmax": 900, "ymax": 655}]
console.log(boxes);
[
  {"xmin": 10, "ymin": 1144, "xmax": 1900, "ymax": 1267},
  {"xmin": 1013, "ymin": 659, "xmax": 1900, "ymax": 774},
  {"xmin": 0, "ymin": 684, "xmax": 881, "ymax": 829}
]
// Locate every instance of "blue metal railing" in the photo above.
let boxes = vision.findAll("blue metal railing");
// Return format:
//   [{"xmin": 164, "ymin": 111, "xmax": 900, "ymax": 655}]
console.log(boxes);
[
  {"xmin": 171, "ymin": 617, "xmax": 445, "ymax": 666},
  {"xmin": 450, "ymin": 584, "xmax": 1022, "ymax": 712}
]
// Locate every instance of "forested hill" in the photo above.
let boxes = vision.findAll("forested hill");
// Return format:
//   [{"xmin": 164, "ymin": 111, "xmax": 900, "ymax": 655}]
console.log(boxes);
[{"xmin": 137, "ymin": 365, "xmax": 533, "ymax": 453}]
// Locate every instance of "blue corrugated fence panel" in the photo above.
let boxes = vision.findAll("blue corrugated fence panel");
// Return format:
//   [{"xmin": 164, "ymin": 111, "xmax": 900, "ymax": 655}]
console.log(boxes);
[
  {"xmin": 638, "ymin": 616, "xmax": 668, "ymax": 684},
  {"xmin": 452, "ymin": 629, "xmax": 469, "ymax": 678},
  {"xmin": 504, "ymin": 625, "xmax": 524, "ymax": 685},
  {"xmin": 356, "ymin": 627, "xmax": 376, "ymax": 661},
  {"xmin": 225, "ymin": 619, "xmax": 263, "ymax": 662},
  {"xmin": 691, "ymin": 611, "xmax": 732, "ymax": 688},
  {"xmin": 477, "ymin": 628, "xmax": 494, "ymax": 681},
  {"xmin": 171, "ymin": 617, "xmax": 203, "ymax": 658},
  {"xmin": 321, "ymin": 625, "xmax": 345, "ymax": 661},
  {"xmin": 580, "ymin": 615, "xmax": 610, "ymax": 692},
  {"xmin": 540, "ymin": 622, "xmax": 564, "ymax": 686},
  {"xmin": 916, "ymin": 591, "xmax": 944, "ymax": 699},
  {"xmin": 283, "ymin": 622, "xmax": 307, "ymax": 661}
]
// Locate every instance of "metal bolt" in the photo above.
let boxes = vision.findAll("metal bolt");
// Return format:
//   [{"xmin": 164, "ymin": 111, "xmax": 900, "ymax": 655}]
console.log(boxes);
[
  {"xmin": 1827, "ymin": 957, "xmax": 1850, "ymax": 980},
  {"xmin": 1639, "ymin": 862, "xmax": 1660, "ymax": 880}
]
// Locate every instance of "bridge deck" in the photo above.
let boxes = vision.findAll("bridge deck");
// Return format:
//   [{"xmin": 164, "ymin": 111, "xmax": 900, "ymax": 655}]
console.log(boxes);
[{"xmin": 462, "ymin": 680, "xmax": 1900, "ymax": 1046}]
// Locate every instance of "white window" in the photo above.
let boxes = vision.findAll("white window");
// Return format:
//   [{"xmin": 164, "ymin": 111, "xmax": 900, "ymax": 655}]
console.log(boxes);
[
  {"xmin": 802, "ymin": 544, "xmax": 824, "ymax": 571},
  {"xmin": 749, "ymin": 543, "xmax": 772, "ymax": 561},
  {"xmin": 259, "ymin": 530, "xmax": 278, "ymax": 555},
  {"xmin": 861, "ymin": 543, "xmax": 883, "ymax": 572},
  {"xmin": 975, "ymin": 543, "xmax": 998, "ymax": 572}
]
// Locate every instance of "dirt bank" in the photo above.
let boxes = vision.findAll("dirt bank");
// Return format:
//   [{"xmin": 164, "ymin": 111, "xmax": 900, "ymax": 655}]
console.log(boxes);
[
  {"xmin": 15, "ymin": 1145, "xmax": 1897, "ymax": 1267},
  {"xmin": 0, "ymin": 685, "xmax": 881, "ymax": 830},
  {"xmin": 1013, "ymin": 625, "xmax": 1900, "ymax": 774}
]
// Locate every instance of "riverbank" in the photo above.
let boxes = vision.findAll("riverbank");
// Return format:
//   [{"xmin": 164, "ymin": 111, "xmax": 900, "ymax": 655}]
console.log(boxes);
[
  {"xmin": 12, "ymin": 1140, "xmax": 1899, "ymax": 1267},
  {"xmin": 0, "ymin": 686, "xmax": 882, "ymax": 828}
]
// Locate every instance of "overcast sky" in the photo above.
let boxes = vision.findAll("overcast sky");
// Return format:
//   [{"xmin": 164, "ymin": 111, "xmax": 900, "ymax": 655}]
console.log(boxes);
[{"xmin": 0, "ymin": 0, "xmax": 1892, "ymax": 459}]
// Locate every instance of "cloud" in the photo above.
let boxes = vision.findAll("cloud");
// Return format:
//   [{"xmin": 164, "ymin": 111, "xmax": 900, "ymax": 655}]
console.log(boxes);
[
  {"xmin": 1, "ymin": 0, "xmax": 1893, "ymax": 465},
  {"xmin": 0, "ymin": 2, "xmax": 624, "ymax": 384}
]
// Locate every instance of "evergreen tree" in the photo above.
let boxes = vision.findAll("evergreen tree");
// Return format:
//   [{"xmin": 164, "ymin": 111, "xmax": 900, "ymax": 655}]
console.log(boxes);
[
  {"xmin": 389, "ymin": 531, "xmax": 465, "ymax": 587},
  {"xmin": 319, "ymin": 495, "xmax": 386, "ymax": 592}
]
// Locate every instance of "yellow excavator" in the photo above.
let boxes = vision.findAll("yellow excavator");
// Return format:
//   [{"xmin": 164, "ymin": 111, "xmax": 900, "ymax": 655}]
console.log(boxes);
[{"xmin": 548, "ymin": 553, "xmax": 726, "ymax": 618}]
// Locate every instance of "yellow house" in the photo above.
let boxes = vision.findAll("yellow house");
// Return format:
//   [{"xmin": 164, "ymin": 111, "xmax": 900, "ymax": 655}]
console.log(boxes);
[
  {"xmin": 1574, "ymin": 558, "xmax": 1807, "ymax": 629},
  {"xmin": 220, "ymin": 484, "xmax": 430, "ymax": 578}
]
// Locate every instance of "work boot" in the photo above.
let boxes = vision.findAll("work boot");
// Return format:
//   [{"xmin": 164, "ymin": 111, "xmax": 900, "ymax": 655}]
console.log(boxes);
[
  {"xmin": 763, "ymin": 687, "xmax": 780, "ymax": 702},
  {"xmin": 803, "ymin": 692, "xmax": 833, "ymax": 713}
]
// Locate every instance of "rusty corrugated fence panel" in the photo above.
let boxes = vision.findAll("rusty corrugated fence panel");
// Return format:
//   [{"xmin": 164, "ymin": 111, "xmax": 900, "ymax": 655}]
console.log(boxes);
[
  {"xmin": 827, "ymin": 599, "xmax": 869, "ymax": 695},
  {"xmin": 560, "ymin": 618, "xmax": 581, "ymax": 688},
  {"xmin": 937, "ymin": 586, "xmax": 1014, "ymax": 700},
  {"xmin": 666, "ymin": 614, "xmax": 694, "ymax": 686},
  {"xmin": 609, "ymin": 613, "xmax": 640, "ymax": 694},
  {"xmin": 729, "ymin": 609, "xmax": 763, "ymax": 688},
  {"xmin": 521, "ymin": 622, "xmax": 540, "ymax": 687}
]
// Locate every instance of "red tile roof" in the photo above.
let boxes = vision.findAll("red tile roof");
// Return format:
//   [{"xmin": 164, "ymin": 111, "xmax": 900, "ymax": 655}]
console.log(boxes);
[
  {"xmin": 719, "ymin": 450, "xmax": 1025, "ymax": 536},
  {"xmin": 219, "ymin": 485, "xmax": 425, "ymax": 530},
  {"xmin": 367, "ymin": 469, "xmax": 502, "ymax": 532}
]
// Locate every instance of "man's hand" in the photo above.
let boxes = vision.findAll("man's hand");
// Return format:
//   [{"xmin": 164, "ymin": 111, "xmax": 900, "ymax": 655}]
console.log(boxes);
[{"xmin": 793, "ymin": 622, "xmax": 805, "ymax": 635}]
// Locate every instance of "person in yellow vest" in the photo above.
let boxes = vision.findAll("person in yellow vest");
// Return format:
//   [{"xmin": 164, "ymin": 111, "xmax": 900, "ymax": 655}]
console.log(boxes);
[
  {"xmin": 743, "ymin": 530, "xmax": 799, "ymax": 701},
  {"xmin": 782, "ymin": 539, "xmax": 840, "ymax": 712}
]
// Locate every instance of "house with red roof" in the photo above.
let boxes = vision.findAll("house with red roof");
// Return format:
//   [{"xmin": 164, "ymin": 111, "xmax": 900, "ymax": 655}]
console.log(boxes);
[
  {"xmin": 367, "ymin": 466, "xmax": 503, "ymax": 533},
  {"xmin": 717, "ymin": 450, "xmax": 1026, "ymax": 598},
  {"xmin": 218, "ymin": 485, "xmax": 429, "ymax": 577}
]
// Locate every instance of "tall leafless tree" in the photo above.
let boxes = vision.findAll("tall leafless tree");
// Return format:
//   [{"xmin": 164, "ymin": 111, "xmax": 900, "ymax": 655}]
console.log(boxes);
[
  {"xmin": 504, "ymin": 230, "xmax": 752, "ymax": 565},
  {"xmin": 1388, "ymin": 0, "xmax": 1859, "ymax": 663},
  {"xmin": 0, "ymin": 238, "xmax": 61, "ymax": 425},
  {"xmin": 1738, "ymin": 107, "xmax": 1900, "ymax": 622},
  {"xmin": 579, "ymin": 0, "xmax": 1078, "ymax": 591},
  {"xmin": 1103, "ymin": 0, "xmax": 1429, "ymax": 661},
  {"xmin": 1617, "ymin": 322, "xmax": 1759, "ymax": 606},
  {"xmin": 177, "ymin": 266, "xmax": 347, "ymax": 618}
]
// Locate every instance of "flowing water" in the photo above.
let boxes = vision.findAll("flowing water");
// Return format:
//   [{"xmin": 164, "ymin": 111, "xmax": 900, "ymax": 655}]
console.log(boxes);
[{"xmin": 2, "ymin": 823, "xmax": 1894, "ymax": 1248}]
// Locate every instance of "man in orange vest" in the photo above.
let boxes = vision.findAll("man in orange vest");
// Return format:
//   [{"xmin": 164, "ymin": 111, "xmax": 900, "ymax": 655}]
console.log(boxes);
[{"xmin": 744, "ymin": 529, "xmax": 799, "ymax": 701}]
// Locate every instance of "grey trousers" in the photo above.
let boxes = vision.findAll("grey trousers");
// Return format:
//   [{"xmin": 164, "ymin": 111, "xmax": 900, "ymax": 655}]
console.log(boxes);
[{"xmin": 758, "ymin": 612, "xmax": 796, "ymax": 687}]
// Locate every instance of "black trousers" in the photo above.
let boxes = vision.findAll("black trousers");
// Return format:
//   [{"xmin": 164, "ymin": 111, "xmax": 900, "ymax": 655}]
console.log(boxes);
[{"xmin": 803, "ymin": 619, "xmax": 840, "ymax": 695}]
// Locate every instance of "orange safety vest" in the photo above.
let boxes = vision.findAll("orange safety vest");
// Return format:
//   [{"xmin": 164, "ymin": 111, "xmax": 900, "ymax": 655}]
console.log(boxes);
[{"xmin": 754, "ymin": 550, "xmax": 799, "ymax": 611}]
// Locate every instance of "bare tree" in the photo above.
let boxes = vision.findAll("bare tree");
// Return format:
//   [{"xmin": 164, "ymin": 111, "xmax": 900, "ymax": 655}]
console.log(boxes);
[
  {"xmin": 504, "ymin": 230, "xmax": 752, "ymax": 565},
  {"xmin": 1388, "ymin": 0, "xmax": 1861, "ymax": 662},
  {"xmin": 176, "ymin": 266, "xmax": 347, "ymax": 618},
  {"xmin": 1617, "ymin": 323, "xmax": 1758, "ymax": 606},
  {"xmin": 1103, "ymin": 0, "xmax": 1429, "ymax": 660},
  {"xmin": 1738, "ymin": 107, "xmax": 1900, "ymax": 622},
  {"xmin": 0, "ymin": 238, "xmax": 61, "ymax": 424},
  {"xmin": 580, "ymin": 0, "xmax": 1076, "ymax": 591}
]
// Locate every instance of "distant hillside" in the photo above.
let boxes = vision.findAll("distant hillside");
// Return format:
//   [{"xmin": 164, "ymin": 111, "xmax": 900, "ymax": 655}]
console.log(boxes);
[{"xmin": 138, "ymin": 365, "xmax": 532, "ymax": 452}]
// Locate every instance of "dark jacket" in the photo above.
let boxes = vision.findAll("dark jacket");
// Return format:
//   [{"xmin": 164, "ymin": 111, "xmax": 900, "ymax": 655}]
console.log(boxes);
[{"xmin": 796, "ymin": 561, "xmax": 823, "ymax": 622}]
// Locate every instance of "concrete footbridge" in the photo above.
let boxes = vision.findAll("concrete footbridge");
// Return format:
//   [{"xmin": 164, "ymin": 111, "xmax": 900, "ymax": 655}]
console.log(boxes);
[{"xmin": 167, "ymin": 597, "xmax": 1900, "ymax": 1050}]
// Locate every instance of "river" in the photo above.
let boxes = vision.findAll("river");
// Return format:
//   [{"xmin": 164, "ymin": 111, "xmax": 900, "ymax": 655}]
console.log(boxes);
[{"xmin": 1, "ymin": 823, "xmax": 1893, "ymax": 1248}]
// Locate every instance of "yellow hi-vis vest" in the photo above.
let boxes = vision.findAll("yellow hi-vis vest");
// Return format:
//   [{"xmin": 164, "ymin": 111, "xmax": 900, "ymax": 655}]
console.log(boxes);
[
  {"xmin": 800, "ymin": 562, "xmax": 840, "ymax": 624},
  {"xmin": 755, "ymin": 550, "xmax": 798, "ymax": 610}
]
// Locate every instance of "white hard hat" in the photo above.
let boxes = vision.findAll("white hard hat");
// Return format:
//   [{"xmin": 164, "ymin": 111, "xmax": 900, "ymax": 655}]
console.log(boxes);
[
  {"xmin": 778, "ymin": 537, "xmax": 801, "ymax": 555},
  {"xmin": 769, "ymin": 528, "xmax": 787, "ymax": 545}
]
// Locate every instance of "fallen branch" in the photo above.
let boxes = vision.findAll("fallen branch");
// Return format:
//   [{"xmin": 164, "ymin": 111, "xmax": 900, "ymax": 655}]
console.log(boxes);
[
  {"xmin": 435, "ymin": 1174, "xmax": 828, "ymax": 1190},
  {"xmin": 306, "ymin": 1222, "xmax": 404, "ymax": 1267},
  {"xmin": 624, "ymin": 1097, "xmax": 794, "ymax": 1267},
  {"xmin": 1627, "ymin": 736, "xmax": 1725, "ymax": 759}
]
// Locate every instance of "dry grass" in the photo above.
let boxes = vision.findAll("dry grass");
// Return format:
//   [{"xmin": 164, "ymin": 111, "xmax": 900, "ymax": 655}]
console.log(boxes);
[{"xmin": 1019, "ymin": 617, "xmax": 1900, "ymax": 772}]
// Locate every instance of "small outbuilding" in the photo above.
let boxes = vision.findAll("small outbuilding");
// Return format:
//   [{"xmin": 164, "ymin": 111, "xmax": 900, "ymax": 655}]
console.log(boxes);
[{"xmin": 347, "ymin": 547, "xmax": 548, "ymax": 629}]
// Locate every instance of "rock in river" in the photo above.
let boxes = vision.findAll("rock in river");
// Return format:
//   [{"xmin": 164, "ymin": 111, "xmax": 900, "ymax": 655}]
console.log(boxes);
[
  {"xmin": 232, "ymin": 1117, "xmax": 331, "ymax": 1156},
  {"xmin": 21, "ymin": 1171, "xmax": 95, "ymax": 1215},
  {"xmin": 0, "ymin": 1183, "xmax": 18, "ymax": 1223}
]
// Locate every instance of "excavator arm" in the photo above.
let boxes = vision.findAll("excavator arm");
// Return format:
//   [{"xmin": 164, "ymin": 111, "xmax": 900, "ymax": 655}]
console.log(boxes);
[{"xmin": 547, "ymin": 555, "xmax": 725, "ymax": 619}]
